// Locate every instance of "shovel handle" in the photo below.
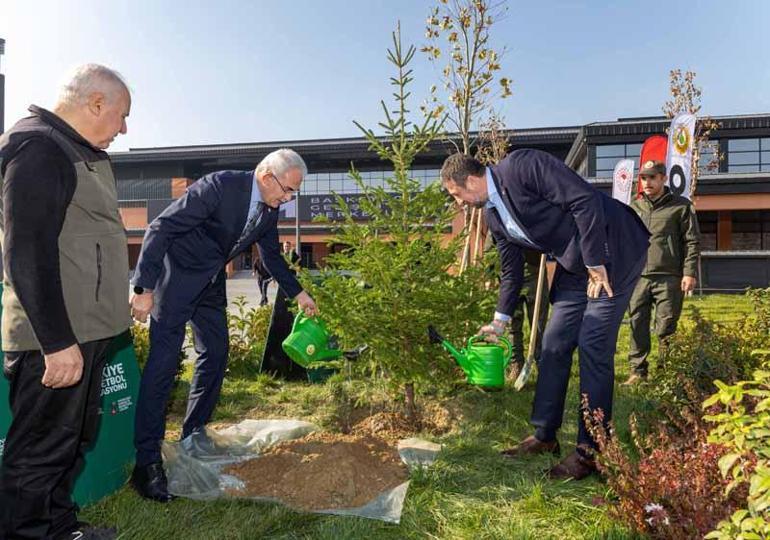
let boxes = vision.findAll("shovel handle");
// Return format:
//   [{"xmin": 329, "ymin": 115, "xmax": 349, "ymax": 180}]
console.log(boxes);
[{"xmin": 516, "ymin": 254, "xmax": 547, "ymax": 391}]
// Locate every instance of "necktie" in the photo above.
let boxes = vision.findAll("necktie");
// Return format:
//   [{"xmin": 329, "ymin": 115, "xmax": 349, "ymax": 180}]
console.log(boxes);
[{"xmin": 227, "ymin": 203, "xmax": 265, "ymax": 261}]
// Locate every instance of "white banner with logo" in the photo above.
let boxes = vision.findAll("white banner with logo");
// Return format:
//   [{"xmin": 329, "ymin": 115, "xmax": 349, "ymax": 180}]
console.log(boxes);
[
  {"xmin": 666, "ymin": 113, "xmax": 696, "ymax": 199},
  {"xmin": 612, "ymin": 159, "xmax": 636, "ymax": 205}
]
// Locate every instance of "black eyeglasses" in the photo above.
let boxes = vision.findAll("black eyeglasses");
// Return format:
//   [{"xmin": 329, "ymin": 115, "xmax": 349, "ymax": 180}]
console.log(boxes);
[{"xmin": 270, "ymin": 173, "xmax": 297, "ymax": 197}]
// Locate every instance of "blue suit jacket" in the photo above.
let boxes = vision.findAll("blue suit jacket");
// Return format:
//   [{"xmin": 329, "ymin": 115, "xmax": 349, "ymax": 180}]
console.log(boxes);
[
  {"xmin": 132, "ymin": 170, "xmax": 302, "ymax": 325},
  {"xmin": 486, "ymin": 149, "xmax": 650, "ymax": 316}
]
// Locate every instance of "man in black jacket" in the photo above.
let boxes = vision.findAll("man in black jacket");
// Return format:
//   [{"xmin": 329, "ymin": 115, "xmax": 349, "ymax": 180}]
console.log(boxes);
[
  {"xmin": 442, "ymin": 151, "xmax": 649, "ymax": 480},
  {"xmin": 0, "ymin": 64, "xmax": 131, "ymax": 540}
]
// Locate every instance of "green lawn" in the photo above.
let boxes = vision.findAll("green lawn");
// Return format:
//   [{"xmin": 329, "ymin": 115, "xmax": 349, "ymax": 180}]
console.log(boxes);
[{"xmin": 82, "ymin": 294, "xmax": 754, "ymax": 539}]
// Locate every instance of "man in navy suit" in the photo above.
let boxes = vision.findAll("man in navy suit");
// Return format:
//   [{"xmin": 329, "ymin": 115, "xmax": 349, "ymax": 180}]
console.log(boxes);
[
  {"xmin": 128, "ymin": 148, "xmax": 318, "ymax": 501},
  {"xmin": 441, "ymin": 150, "xmax": 649, "ymax": 480}
]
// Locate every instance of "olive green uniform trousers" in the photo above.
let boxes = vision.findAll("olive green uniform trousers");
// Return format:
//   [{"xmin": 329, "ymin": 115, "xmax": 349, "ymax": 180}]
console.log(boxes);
[{"xmin": 627, "ymin": 275, "xmax": 684, "ymax": 376}]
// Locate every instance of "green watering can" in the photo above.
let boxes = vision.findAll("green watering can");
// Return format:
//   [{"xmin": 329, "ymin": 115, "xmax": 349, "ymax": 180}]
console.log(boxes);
[
  {"xmin": 428, "ymin": 325, "xmax": 512, "ymax": 390},
  {"xmin": 282, "ymin": 313, "xmax": 343, "ymax": 368}
]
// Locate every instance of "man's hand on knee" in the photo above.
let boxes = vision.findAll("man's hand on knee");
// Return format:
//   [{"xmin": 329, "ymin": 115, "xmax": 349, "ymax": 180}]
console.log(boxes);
[
  {"xmin": 42, "ymin": 344, "xmax": 84, "ymax": 388},
  {"xmin": 587, "ymin": 265, "xmax": 614, "ymax": 298}
]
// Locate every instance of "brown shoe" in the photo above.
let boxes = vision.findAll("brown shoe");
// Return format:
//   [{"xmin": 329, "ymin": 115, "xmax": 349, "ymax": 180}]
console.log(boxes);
[
  {"xmin": 621, "ymin": 373, "xmax": 647, "ymax": 386},
  {"xmin": 500, "ymin": 435, "xmax": 560, "ymax": 459},
  {"xmin": 548, "ymin": 451, "xmax": 597, "ymax": 480}
]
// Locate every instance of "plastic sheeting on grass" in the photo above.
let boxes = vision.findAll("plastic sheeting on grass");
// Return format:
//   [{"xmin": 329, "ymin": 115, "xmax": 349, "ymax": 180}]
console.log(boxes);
[{"xmin": 161, "ymin": 419, "xmax": 441, "ymax": 524}]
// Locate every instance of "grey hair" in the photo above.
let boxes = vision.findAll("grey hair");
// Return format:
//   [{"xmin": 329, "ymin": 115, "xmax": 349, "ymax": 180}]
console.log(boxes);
[
  {"xmin": 57, "ymin": 64, "xmax": 130, "ymax": 107},
  {"xmin": 256, "ymin": 148, "xmax": 308, "ymax": 179}
]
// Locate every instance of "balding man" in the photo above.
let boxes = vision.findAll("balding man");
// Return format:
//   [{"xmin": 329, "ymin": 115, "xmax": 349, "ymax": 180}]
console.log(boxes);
[
  {"xmin": 0, "ymin": 64, "xmax": 130, "ymax": 539},
  {"xmin": 442, "ymin": 150, "xmax": 649, "ymax": 480}
]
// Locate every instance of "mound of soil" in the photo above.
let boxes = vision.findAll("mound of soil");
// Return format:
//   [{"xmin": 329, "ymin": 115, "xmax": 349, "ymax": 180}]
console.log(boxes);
[{"xmin": 223, "ymin": 432, "xmax": 408, "ymax": 510}]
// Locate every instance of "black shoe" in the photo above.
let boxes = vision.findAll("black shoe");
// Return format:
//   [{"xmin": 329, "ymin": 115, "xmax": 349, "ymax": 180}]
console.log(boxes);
[
  {"xmin": 130, "ymin": 462, "xmax": 175, "ymax": 503},
  {"xmin": 56, "ymin": 522, "xmax": 117, "ymax": 540}
]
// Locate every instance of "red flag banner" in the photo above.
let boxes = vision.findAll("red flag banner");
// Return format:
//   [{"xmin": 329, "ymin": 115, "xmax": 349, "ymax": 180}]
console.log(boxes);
[{"xmin": 637, "ymin": 135, "xmax": 668, "ymax": 198}]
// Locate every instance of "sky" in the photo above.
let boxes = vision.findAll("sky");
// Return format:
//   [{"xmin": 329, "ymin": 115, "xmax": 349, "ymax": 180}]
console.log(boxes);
[{"xmin": 1, "ymin": 0, "xmax": 769, "ymax": 152}]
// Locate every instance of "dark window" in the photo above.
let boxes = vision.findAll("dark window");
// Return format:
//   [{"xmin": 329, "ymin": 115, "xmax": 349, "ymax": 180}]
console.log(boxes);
[
  {"xmin": 300, "ymin": 244, "xmax": 314, "ymax": 268},
  {"xmin": 727, "ymin": 138, "xmax": 770, "ymax": 173},
  {"xmin": 596, "ymin": 144, "xmax": 625, "ymax": 158},
  {"xmin": 729, "ymin": 139, "xmax": 759, "ymax": 152},
  {"xmin": 625, "ymin": 143, "xmax": 643, "ymax": 156},
  {"xmin": 698, "ymin": 210, "xmax": 717, "ymax": 251},
  {"xmin": 594, "ymin": 143, "xmax": 641, "ymax": 178},
  {"xmin": 698, "ymin": 141, "xmax": 720, "ymax": 175},
  {"xmin": 730, "ymin": 152, "xmax": 759, "ymax": 165},
  {"xmin": 732, "ymin": 210, "xmax": 770, "ymax": 251},
  {"xmin": 300, "ymin": 168, "xmax": 440, "ymax": 195},
  {"xmin": 117, "ymin": 178, "xmax": 172, "ymax": 200}
]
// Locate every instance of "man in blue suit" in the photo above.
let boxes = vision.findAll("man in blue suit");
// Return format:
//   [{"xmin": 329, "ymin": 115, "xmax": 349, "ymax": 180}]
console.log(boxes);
[
  {"xmin": 128, "ymin": 148, "xmax": 318, "ymax": 501},
  {"xmin": 441, "ymin": 150, "xmax": 649, "ymax": 480}
]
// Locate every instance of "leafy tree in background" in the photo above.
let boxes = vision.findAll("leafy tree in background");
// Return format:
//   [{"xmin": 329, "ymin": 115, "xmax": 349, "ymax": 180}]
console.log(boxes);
[
  {"xmin": 421, "ymin": 0, "xmax": 512, "ymax": 156},
  {"xmin": 421, "ymin": 0, "xmax": 513, "ymax": 270}
]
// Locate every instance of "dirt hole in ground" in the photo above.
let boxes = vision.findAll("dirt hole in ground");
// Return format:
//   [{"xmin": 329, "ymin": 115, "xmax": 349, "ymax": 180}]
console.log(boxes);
[
  {"xmin": 348, "ymin": 402, "xmax": 459, "ymax": 442},
  {"xmin": 223, "ymin": 432, "xmax": 408, "ymax": 511}
]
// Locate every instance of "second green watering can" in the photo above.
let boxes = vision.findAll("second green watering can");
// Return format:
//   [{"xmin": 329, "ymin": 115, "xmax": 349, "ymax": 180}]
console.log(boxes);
[
  {"xmin": 428, "ymin": 325, "xmax": 512, "ymax": 390},
  {"xmin": 282, "ymin": 313, "xmax": 343, "ymax": 368}
]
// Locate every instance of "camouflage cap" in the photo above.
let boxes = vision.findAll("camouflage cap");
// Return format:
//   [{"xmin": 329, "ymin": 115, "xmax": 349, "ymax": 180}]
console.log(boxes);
[{"xmin": 639, "ymin": 160, "xmax": 667, "ymax": 176}]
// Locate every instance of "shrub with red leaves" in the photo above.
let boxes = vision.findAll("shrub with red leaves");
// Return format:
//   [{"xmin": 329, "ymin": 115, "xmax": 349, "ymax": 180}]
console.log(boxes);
[{"xmin": 582, "ymin": 396, "xmax": 747, "ymax": 540}]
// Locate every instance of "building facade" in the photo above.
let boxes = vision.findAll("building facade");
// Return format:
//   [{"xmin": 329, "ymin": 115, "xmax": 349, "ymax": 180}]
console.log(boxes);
[{"xmin": 111, "ymin": 113, "xmax": 770, "ymax": 291}]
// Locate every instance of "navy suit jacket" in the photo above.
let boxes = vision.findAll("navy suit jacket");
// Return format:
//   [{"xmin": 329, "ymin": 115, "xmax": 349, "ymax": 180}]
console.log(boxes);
[
  {"xmin": 486, "ymin": 149, "xmax": 650, "ymax": 316},
  {"xmin": 132, "ymin": 170, "xmax": 302, "ymax": 325}
]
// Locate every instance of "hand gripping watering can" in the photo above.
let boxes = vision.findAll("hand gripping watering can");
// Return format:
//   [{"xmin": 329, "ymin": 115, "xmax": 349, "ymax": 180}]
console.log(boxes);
[
  {"xmin": 282, "ymin": 313, "xmax": 343, "ymax": 368},
  {"xmin": 428, "ymin": 325, "xmax": 512, "ymax": 390}
]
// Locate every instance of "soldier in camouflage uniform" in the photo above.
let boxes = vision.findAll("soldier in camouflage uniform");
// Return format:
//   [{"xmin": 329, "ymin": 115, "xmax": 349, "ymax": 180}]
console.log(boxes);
[{"xmin": 624, "ymin": 160, "xmax": 700, "ymax": 385}]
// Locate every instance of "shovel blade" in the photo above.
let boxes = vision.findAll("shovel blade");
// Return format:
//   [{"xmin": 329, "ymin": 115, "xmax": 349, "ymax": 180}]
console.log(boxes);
[{"xmin": 514, "ymin": 356, "xmax": 535, "ymax": 391}]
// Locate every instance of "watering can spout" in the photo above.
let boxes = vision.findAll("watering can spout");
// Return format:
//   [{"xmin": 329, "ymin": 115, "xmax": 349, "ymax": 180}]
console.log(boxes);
[
  {"xmin": 444, "ymin": 342, "xmax": 471, "ymax": 372},
  {"xmin": 428, "ymin": 325, "xmax": 470, "ymax": 373}
]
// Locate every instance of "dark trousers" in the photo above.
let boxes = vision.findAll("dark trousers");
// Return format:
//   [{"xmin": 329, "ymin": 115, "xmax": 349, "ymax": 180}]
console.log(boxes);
[
  {"xmin": 531, "ymin": 256, "xmax": 644, "ymax": 451},
  {"xmin": 627, "ymin": 275, "xmax": 684, "ymax": 376},
  {"xmin": 134, "ymin": 274, "xmax": 229, "ymax": 467},
  {"xmin": 0, "ymin": 338, "xmax": 113, "ymax": 540},
  {"xmin": 257, "ymin": 276, "xmax": 271, "ymax": 306}
]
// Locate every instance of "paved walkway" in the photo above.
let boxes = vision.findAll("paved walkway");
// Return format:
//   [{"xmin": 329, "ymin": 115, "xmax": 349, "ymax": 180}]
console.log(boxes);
[
  {"xmin": 225, "ymin": 271, "xmax": 280, "ymax": 310},
  {"xmin": 131, "ymin": 271, "xmax": 280, "ymax": 313},
  {"xmin": 132, "ymin": 271, "xmax": 282, "ymax": 359}
]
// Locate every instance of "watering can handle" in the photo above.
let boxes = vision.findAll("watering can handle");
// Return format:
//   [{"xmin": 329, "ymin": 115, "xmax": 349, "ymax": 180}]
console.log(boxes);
[
  {"xmin": 468, "ymin": 335, "xmax": 484, "ymax": 347},
  {"xmin": 292, "ymin": 312, "xmax": 308, "ymax": 333},
  {"xmin": 468, "ymin": 335, "xmax": 512, "ymax": 361}
]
